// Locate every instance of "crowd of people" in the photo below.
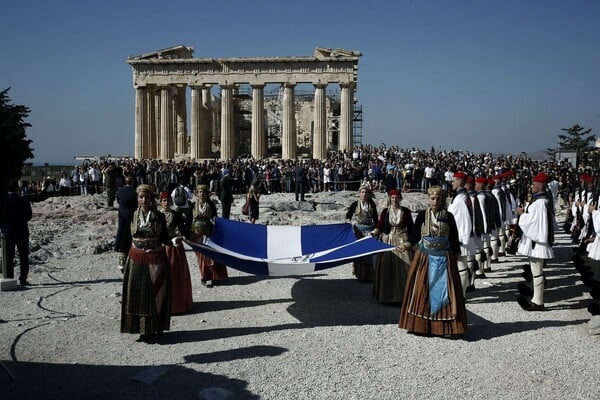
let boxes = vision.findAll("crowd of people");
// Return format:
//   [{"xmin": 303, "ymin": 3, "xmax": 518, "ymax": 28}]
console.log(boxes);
[
  {"xmin": 15, "ymin": 145, "xmax": 591, "ymax": 211},
  {"xmin": 6, "ymin": 143, "xmax": 600, "ymax": 341}
]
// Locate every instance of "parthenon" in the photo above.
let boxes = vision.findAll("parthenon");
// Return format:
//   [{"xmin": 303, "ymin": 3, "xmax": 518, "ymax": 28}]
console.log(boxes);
[{"xmin": 127, "ymin": 45, "xmax": 361, "ymax": 161}]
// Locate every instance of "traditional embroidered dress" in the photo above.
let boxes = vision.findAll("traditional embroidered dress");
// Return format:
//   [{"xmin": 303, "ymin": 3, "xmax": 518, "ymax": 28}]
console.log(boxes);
[
  {"xmin": 192, "ymin": 199, "xmax": 228, "ymax": 282},
  {"xmin": 399, "ymin": 208, "xmax": 467, "ymax": 336},
  {"xmin": 121, "ymin": 208, "xmax": 171, "ymax": 336},
  {"xmin": 346, "ymin": 198, "xmax": 378, "ymax": 281},
  {"xmin": 160, "ymin": 206, "xmax": 193, "ymax": 314},
  {"xmin": 372, "ymin": 206, "xmax": 414, "ymax": 303}
]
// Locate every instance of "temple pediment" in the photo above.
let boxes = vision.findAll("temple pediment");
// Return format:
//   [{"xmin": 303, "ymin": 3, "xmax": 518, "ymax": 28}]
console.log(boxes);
[
  {"xmin": 314, "ymin": 47, "xmax": 362, "ymax": 60},
  {"xmin": 128, "ymin": 45, "xmax": 194, "ymax": 60}
]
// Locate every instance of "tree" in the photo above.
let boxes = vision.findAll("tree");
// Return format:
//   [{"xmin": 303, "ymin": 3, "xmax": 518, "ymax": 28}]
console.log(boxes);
[
  {"xmin": 548, "ymin": 124, "xmax": 595, "ymax": 167},
  {"xmin": 0, "ymin": 88, "xmax": 34, "ymax": 228}
]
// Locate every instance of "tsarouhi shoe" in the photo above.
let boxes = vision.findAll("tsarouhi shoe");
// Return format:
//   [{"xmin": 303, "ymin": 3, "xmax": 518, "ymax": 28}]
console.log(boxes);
[{"xmin": 517, "ymin": 296, "xmax": 545, "ymax": 311}]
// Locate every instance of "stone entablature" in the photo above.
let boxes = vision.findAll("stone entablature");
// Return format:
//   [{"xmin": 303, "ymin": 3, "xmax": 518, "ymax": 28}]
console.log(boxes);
[
  {"xmin": 128, "ymin": 58, "xmax": 358, "ymax": 86},
  {"xmin": 127, "ymin": 45, "xmax": 361, "ymax": 161}
]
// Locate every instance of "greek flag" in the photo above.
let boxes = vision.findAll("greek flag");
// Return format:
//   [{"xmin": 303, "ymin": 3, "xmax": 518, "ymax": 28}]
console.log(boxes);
[{"xmin": 185, "ymin": 217, "xmax": 395, "ymax": 276}]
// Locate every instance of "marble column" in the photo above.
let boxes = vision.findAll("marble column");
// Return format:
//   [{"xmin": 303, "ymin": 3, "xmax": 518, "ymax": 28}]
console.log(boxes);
[
  {"xmin": 200, "ymin": 85, "xmax": 217, "ymax": 158},
  {"xmin": 190, "ymin": 86, "xmax": 201, "ymax": 159},
  {"xmin": 313, "ymin": 84, "xmax": 327, "ymax": 160},
  {"xmin": 251, "ymin": 84, "xmax": 266, "ymax": 159},
  {"xmin": 281, "ymin": 83, "xmax": 296, "ymax": 160},
  {"xmin": 220, "ymin": 84, "xmax": 234, "ymax": 160},
  {"xmin": 160, "ymin": 86, "xmax": 173, "ymax": 161},
  {"xmin": 170, "ymin": 89, "xmax": 178, "ymax": 158},
  {"xmin": 146, "ymin": 87, "xmax": 156, "ymax": 159},
  {"xmin": 190, "ymin": 85, "xmax": 212, "ymax": 159},
  {"xmin": 203, "ymin": 86, "xmax": 215, "ymax": 153},
  {"xmin": 134, "ymin": 86, "xmax": 146, "ymax": 160},
  {"xmin": 154, "ymin": 89, "xmax": 161, "ymax": 160},
  {"xmin": 176, "ymin": 85, "xmax": 187, "ymax": 157},
  {"xmin": 339, "ymin": 82, "xmax": 355, "ymax": 153}
]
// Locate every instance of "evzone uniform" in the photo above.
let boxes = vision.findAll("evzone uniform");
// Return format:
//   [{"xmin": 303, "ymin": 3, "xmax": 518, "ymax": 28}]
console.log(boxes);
[
  {"xmin": 501, "ymin": 171, "xmax": 519, "ymax": 249},
  {"xmin": 484, "ymin": 178, "xmax": 502, "ymax": 271},
  {"xmin": 474, "ymin": 177, "xmax": 492, "ymax": 277},
  {"xmin": 491, "ymin": 175, "xmax": 508, "ymax": 261},
  {"xmin": 571, "ymin": 175, "xmax": 594, "ymax": 248},
  {"xmin": 466, "ymin": 176, "xmax": 485, "ymax": 286},
  {"xmin": 516, "ymin": 172, "xmax": 555, "ymax": 311},
  {"xmin": 448, "ymin": 172, "xmax": 477, "ymax": 296},
  {"xmin": 585, "ymin": 204, "xmax": 600, "ymax": 261}
]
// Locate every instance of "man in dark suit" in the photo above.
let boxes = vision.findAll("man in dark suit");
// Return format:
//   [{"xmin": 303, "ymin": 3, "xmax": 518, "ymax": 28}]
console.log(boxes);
[
  {"xmin": 4, "ymin": 181, "xmax": 32, "ymax": 285},
  {"xmin": 293, "ymin": 162, "xmax": 306, "ymax": 201},
  {"xmin": 114, "ymin": 176, "xmax": 138, "ymax": 271},
  {"xmin": 219, "ymin": 168, "xmax": 234, "ymax": 219}
]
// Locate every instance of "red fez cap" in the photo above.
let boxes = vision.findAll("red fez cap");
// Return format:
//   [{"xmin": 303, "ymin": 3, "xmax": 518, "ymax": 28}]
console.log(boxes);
[
  {"xmin": 476, "ymin": 177, "xmax": 488, "ymax": 184},
  {"xmin": 533, "ymin": 172, "xmax": 549, "ymax": 184},
  {"xmin": 388, "ymin": 189, "xmax": 401, "ymax": 197},
  {"xmin": 488, "ymin": 178, "xmax": 496, "ymax": 186},
  {"xmin": 160, "ymin": 191, "xmax": 170, "ymax": 200},
  {"xmin": 493, "ymin": 175, "xmax": 502, "ymax": 181},
  {"xmin": 466, "ymin": 176, "xmax": 474, "ymax": 183},
  {"xmin": 454, "ymin": 171, "xmax": 467, "ymax": 179}
]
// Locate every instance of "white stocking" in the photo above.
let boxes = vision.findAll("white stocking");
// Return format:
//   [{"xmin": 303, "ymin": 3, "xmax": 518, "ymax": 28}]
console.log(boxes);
[
  {"xmin": 483, "ymin": 244, "xmax": 492, "ymax": 271},
  {"xmin": 457, "ymin": 256, "xmax": 470, "ymax": 296},
  {"xmin": 499, "ymin": 232, "xmax": 507, "ymax": 254},
  {"xmin": 491, "ymin": 236, "xmax": 500, "ymax": 261},
  {"xmin": 530, "ymin": 258, "xmax": 545, "ymax": 306},
  {"xmin": 469, "ymin": 255, "xmax": 478, "ymax": 283}
]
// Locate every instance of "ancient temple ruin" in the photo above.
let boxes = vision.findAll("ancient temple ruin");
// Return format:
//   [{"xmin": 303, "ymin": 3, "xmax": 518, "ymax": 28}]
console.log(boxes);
[{"xmin": 126, "ymin": 45, "xmax": 361, "ymax": 161}]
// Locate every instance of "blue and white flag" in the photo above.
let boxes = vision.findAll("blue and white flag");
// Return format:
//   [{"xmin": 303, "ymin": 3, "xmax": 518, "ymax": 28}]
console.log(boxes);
[{"xmin": 185, "ymin": 217, "xmax": 395, "ymax": 276}]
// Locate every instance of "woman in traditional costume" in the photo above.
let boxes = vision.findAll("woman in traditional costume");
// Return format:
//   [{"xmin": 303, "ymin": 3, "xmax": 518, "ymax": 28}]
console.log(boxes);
[
  {"xmin": 399, "ymin": 185, "xmax": 467, "ymax": 336},
  {"xmin": 247, "ymin": 184, "xmax": 261, "ymax": 224},
  {"xmin": 159, "ymin": 191, "xmax": 193, "ymax": 314},
  {"xmin": 371, "ymin": 189, "xmax": 414, "ymax": 304},
  {"xmin": 120, "ymin": 184, "xmax": 171, "ymax": 343},
  {"xmin": 345, "ymin": 185, "xmax": 379, "ymax": 281},
  {"xmin": 191, "ymin": 184, "xmax": 228, "ymax": 287}
]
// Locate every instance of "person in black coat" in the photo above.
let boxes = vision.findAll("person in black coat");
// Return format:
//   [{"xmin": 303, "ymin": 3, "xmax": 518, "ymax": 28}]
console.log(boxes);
[
  {"xmin": 219, "ymin": 169, "xmax": 234, "ymax": 219},
  {"xmin": 293, "ymin": 163, "xmax": 307, "ymax": 201},
  {"xmin": 4, "ymin": 181, "xmax": 32, "ymax": 285},
  {"xmin": 115, "ymin": 176, "xmax": 138, "ymax": 270}
]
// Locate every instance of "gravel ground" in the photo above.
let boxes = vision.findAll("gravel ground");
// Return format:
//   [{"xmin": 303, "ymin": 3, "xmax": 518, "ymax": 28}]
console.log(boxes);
[{"xmin": 1, "ymin": 192, "xmax": 599, "ymax": 399}]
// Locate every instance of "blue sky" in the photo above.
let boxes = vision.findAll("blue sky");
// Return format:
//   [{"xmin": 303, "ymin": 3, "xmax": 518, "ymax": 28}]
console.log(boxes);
[{"xmin": 2, "ymin": 0, "xmax": 599, "ymax": 164}]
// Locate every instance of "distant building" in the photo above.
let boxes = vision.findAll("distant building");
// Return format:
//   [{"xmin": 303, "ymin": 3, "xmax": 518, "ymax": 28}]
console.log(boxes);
[{"xmin": 555, "ymin": 150, "xmax": 577, "ymax": 166}]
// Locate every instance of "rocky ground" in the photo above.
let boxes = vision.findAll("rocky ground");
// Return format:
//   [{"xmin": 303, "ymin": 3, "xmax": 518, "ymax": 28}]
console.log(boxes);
[{"xmin": 1, "ymin": 190, "xmax": 599, "ymax": 400}]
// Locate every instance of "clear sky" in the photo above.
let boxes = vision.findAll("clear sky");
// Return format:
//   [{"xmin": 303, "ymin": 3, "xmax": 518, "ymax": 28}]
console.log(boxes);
[{"xmin": 3, "ymin": 0, "xmax": 599, "ymax": 164}]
